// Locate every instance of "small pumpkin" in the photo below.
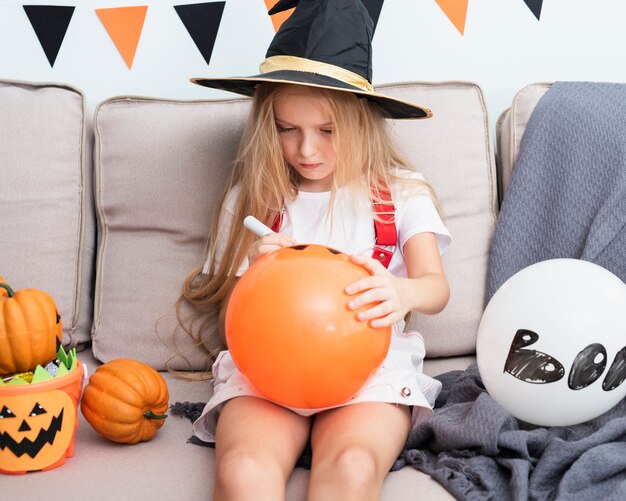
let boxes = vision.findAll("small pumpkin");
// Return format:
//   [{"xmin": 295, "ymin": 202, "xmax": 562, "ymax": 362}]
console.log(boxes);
[
  {"xmin": 0, "ymin": 277, "xmax": 63, "ymax": 374},
  {"xmin": 80, "ymin": 358, "xmax": 169, "ymax": 444}
]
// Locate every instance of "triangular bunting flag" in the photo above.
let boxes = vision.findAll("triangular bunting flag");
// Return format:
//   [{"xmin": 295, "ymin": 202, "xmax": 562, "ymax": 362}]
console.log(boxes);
[
  {"xmin": 96, "ymin": 6, "xmax": 148, "ymax": 69},
  {"xmin": 360, "ymin": 0, "xmax": 385, "ymax": 33},
  {"xmin": 434, "ymin": 0, "xmax": 468, "ymax": 35},
  {"xmin": 264, "ymin": 0, "xmax": 295, "ymax": 32},
  {"xmin": 175, "ymin": 2, "xmax": 226, "ymax": 66},
  {"xmin": 23, "ymin": 5, "xmax": 75, "ymax": 67},
  {"xmin": 523, "ymin": 0, "xmax": 543, "ymax": 20}
]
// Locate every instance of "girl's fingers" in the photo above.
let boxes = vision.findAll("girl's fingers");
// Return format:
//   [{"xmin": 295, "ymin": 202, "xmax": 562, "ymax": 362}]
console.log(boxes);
[
  {"xmin": 256, "ymin": 243, "xmax": 282, "ymax": 255},
  {"xmin": 249, "ymin": 233, "xmax": 296, "ymax": 264},
  {"xmin": 355, "ymin": 301, "xmax": 394, "ymax": 321},
  {"xmin": 354, "ymin": 299, "xmax": 402, "ymax": 327},
  {"xmin": 261, "ymin": 233, "xmax": 296, "ymax": 247},
  {"xmin": 349, "ymin": 253, "xmax": 387, "ymax": 275},
  {"xmin": 345, "ymin": 274, "xmax": 391, "ymax": 296},
  {"xmin": 345, "ymin": 254, "xmax": 412, "ymax": 329},
  {"xmin": 369, "ymin": 313, "xmax": 401, "ymax": 328},
  {"xmin": 347, "ymin": 287, "xmax": 390, "ymax": 310}
]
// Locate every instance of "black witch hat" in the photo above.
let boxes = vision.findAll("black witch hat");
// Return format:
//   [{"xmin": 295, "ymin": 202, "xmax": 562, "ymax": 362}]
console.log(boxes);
[{"xmin": 191, "ymin": 0, "xmax": 431, "ymax": 119}]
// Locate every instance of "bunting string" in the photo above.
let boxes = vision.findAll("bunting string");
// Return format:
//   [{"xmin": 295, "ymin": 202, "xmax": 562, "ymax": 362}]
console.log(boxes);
[{"xmin": 0, "ymin": 0, "xmax": 545, "ymax": 69}]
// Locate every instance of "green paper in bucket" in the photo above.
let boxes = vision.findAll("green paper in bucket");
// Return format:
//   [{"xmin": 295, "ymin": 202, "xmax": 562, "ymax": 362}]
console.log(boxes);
[{"xmin": 0, "ymin": 346, "xmax": 77, "ymax": 386}]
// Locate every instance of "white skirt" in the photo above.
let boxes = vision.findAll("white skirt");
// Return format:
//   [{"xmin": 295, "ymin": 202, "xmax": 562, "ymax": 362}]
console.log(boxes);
[{"xmin": 193, "ymin": 330, "xmax": 441, "ymax": 443}]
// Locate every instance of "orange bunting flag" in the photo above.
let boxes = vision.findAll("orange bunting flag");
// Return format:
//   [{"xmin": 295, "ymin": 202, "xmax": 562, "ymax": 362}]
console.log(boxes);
[
  {"xmin": 434, "ymin": 0, "xmax": 468, "ymax": 35},
  {"xmin": 96, "ymin": 6, "xmax": 148, "ymax": 69},
  {"xmin": 264, "ymin": 0, "xmax": 295, "ymax": 32}
]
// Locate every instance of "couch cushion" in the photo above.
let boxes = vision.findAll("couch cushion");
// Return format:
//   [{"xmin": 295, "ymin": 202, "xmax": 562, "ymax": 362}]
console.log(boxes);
[
  {"xmin": 496, "ymin": 83, "xmax": 552, "ymax": 200},
  {"xmin": 92, "ymin": 82, "xmax": 495, "ymax": 369},
  {"xmin": 379, "ymin": 82, "xmax": 497, "ymax": 358},
  {"xmin": 0, "ymin": 79, "xmax": 93, "ymax": 348},
  {"xmin": 91, "ymin": 96, "xmax": 250, "ymax": 369}
]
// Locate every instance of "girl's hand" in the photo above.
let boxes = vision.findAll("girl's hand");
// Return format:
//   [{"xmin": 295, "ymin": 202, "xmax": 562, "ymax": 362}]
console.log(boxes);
[
  {"xmin": 345, "ymin": 254, "xmax": 413, "ymax": 328},
  {"xmin": 248, "ymin": 233, "xmax": 296, "ymax": 266}
]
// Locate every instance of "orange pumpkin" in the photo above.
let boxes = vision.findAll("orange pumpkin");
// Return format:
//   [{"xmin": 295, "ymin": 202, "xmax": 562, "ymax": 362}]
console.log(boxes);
[
  {"xmin": 80, "ymin": 358, "xmax": 169, "ymax": 444},
  {"xmin": 0, "ymin": 277, "xmax": 63, "ymax": 374}
]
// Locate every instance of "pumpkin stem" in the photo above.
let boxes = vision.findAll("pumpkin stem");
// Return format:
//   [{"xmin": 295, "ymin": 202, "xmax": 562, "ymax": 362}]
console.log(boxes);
[
  {"xmin": 0, "ymin": 283, "xmax": 14, "ymax": 297},
  {"xmin": 144, "ymin": 410, "xmax": 168, "ymax": 420}
]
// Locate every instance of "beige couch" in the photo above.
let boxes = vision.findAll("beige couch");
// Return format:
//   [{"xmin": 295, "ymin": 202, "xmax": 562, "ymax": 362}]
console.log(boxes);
[{"xmin": 0, "ymin": 78, "xmax": 546, "ymax": 499}]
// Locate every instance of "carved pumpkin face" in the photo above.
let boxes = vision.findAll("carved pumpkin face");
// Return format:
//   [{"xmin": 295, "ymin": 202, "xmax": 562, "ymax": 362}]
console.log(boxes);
[
  {"xmin": 0, "ymin": 390, "xmax": 75, "ymax": 473},
  {"xmin": 0, "ymin": 360, "xmax": 83, "ymax": 474}
]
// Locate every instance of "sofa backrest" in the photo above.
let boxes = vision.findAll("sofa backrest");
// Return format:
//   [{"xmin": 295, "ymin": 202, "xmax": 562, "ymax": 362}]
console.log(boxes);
[
  {"xmin": 496, "ymin": 83, "xmax": 552, "ymax": 202},
  {"xmin": 0, "ymin": 79, "xmax": 497, "ymax": 370},
  {"xmin": 0, "ymin": 79, "xmax": 95, "ymax": 348}
]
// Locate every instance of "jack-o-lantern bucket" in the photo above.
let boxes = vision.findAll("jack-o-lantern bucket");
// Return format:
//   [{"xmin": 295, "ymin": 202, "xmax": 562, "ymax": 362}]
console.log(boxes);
[{"xmin": 0, "ymin": 359, "xmax": 85, "ymax": 474}]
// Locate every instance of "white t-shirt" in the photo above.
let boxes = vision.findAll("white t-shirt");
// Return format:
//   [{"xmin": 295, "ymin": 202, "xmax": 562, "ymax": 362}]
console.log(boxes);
[
  {"xmin": 193, "ymin": 171, "xmax": 451, "ymax": 440},
  {"xmin": 204, "ymin": 168, "xmax": 451, "ymax": 281}
]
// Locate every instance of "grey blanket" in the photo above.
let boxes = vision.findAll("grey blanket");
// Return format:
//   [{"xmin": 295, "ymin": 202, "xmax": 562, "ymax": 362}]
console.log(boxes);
[
  {"xmin": 398, "ymin": 82, "xmax": 626, "ymax": 500},
  {"xmin": 397, "ymin": 364, "xmax": 626, "ymax": 500},
  {"xmin": 487, "ymin": 81, "xmax": 626, "ymax": 300}
]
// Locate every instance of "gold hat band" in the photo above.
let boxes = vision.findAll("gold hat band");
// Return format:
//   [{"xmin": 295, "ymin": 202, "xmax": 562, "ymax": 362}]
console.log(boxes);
[{"xmin": 259, "ymin": 55, "xmax": 374, "ymax": 93}]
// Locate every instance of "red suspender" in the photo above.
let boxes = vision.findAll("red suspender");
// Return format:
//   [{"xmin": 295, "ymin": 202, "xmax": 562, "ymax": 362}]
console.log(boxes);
[
  {"xmin": 372, "ymin": 186, "xmax": 396, "ymax": 268},
  {"xmin": 271, "ymin": 212, "xmax": 282, "ymax": 233},
  {"xmin": 269, "ymin": 182, "xmax": 397, "ymax": 269}
]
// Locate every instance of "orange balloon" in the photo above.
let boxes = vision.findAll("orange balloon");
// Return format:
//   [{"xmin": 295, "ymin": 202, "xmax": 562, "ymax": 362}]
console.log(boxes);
[{"xmin": 225, "ymin": 244, "xmax": 391, "ymax": 409}]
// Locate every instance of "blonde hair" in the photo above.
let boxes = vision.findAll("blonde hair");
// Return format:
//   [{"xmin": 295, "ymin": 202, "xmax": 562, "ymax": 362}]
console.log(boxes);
[{"xmin": 176, "ymin": 82, "xmax": 440, "ymax": 370}]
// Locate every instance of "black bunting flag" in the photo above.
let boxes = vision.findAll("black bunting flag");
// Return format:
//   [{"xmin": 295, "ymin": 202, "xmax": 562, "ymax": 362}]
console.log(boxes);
[
  {"xmin": 523, "ymin": 0, "xmax": 543, "ymax": 20},
  {"xmin": 23, "ymin": 5, "xmax": 75, "ymax": 67},
  {"xmin": 174, "ymin": 2, "xmax": 226, "ymax": 66}
]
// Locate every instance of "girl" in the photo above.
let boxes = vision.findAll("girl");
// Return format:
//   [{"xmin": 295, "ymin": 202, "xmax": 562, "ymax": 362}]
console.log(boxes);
[{"xmin": 180, "ymin": 1, "xmax": 451, "ymax": 499}]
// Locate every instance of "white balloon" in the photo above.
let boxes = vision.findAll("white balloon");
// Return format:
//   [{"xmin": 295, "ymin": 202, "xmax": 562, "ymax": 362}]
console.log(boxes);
[{"xmin": 477, "ymin": 259, "xmax": 626, "ymax": 427}]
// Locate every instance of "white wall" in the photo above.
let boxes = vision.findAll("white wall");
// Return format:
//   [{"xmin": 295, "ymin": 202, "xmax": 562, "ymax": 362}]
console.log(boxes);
[{"xmin": 1, "ymin": 0, "xmax": 625, "ymax": 130}]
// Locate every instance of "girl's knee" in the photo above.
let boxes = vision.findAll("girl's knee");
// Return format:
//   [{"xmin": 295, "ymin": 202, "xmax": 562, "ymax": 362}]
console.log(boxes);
[
  {"xmin": 321, "ymin": 445, "xmax": 381, "ymax": 489},
  {"xmin": 216, "ymin": 448, "xmax": 281, "ymax": 490},
  {"xmin": 216, "ymin": 449, "xmax": 257, "ymax": 486}
]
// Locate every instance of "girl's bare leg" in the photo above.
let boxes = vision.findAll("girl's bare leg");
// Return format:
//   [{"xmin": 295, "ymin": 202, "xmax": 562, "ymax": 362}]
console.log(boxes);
[
  {"xmin": 307, "ymin": 402, "xmax": 411, "ymax": 501},
  {"xmin": 213, "ymin": 396, "xmax": 311, "ymax": 501}
]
